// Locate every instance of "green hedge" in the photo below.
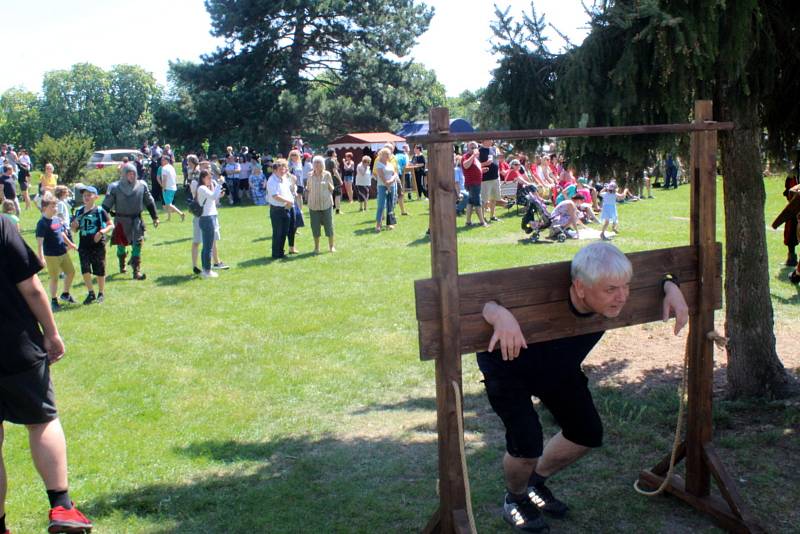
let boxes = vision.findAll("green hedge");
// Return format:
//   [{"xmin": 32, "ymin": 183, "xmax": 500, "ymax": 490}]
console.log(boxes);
[{"xmin": 79, "ymin": 167, "xmax": 121, "ymax": 194}]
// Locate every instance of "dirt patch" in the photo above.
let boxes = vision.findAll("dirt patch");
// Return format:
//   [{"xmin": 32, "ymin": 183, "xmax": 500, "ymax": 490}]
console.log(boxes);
[{"xmin": 585, "ymin": 320, "xmax": 798, "ymax": 395}]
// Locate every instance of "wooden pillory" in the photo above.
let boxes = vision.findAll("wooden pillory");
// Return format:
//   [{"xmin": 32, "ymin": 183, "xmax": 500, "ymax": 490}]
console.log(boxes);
[{"xmin": 408, "ymin": 101, "xmax": 763, "ymax": 533}]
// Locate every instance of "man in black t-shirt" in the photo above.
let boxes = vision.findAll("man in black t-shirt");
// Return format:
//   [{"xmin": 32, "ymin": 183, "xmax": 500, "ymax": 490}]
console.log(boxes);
[
  {"xmin": 0, "ymin": 217, "xmax": 93, "ymax": 533},
  {"xmin": 479, "ymin": 140, "xmax": 502, "ymax": 222},
  {"xmin": 480, "ymin": 242, "xmax": 688, "ymax": 533}
]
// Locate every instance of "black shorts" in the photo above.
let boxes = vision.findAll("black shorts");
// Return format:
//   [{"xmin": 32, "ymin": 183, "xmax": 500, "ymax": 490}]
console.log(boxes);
[
  {"xmin": 478, "ymin": 347, "xmax": 603, "ymax": 458},
  {"xmin": 0, "ymin": 359, "xmax": 58, "ymax": 425},
  {"xmin": 79, "ymin": 244, "xmax": 106, "ymax": 276}
]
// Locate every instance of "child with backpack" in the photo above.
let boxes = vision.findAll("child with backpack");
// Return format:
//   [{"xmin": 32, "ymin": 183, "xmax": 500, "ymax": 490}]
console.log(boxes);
[{"xmin": 71, "ymin": 185, "xmax": 114, "ymax": 304}]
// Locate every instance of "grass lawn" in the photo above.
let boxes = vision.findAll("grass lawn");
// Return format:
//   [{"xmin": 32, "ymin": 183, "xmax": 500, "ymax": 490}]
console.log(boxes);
[{"xmin": 6, "ymin": 176, "xmax": 797, "ymax": 533}]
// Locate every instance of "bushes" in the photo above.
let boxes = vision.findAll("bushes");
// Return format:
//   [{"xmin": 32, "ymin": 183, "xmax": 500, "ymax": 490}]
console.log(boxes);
[
  {"xmin": 32, "ymin": 133, "xmax": 94, "ymax": 184},
  {"xmin": 81, "ymin": 166, "xmax": 121, "ymax": 193}
]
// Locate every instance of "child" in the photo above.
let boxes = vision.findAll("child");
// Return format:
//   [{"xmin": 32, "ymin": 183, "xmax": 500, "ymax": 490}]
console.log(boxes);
[
  {"xmin": 599, "ymin": 182, "xmax": 622, "ymax": 241},
  {"xmin": 2, "ymin": 199, "xmax": 20, "ymax": 232},
  {"xmin": 36, "ymin": 193, "xmax": 78, "ymax": 311},
  {"xmin": 54, "ymin": 185, "xmax": 72, "ymax": 228},
  {"xmin": 71, "ymin": 185, "xmax": 114, "ymax": 304}
]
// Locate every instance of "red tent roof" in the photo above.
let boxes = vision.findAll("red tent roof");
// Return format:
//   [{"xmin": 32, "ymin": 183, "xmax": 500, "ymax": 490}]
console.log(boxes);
[{"xmin": 328, "ymin": 132, "xmax": 406, "ymax": 146}]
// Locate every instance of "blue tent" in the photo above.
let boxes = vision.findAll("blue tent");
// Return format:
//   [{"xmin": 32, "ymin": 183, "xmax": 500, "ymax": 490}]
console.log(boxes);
[{"xmin": 395, "ymin": 118, "xmax": 474, "ymax": 139}]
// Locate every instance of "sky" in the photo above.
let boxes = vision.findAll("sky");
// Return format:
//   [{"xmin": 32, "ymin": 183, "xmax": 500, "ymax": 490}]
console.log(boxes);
[{"xmin": 0, "ymin": 0, "xmax": 588, "ymax": 97}]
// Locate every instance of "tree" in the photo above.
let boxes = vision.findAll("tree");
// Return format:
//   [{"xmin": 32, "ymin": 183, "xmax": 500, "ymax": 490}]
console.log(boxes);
[
  {"xmin": 33, "ymin": 133, "xmax": 94, "ymax": 183},
  {"xmin": 0, "ymin": 87, "xmax": 42, "ymax": 149},
  {"xmin": 487, "ymin": 0, "xmax": 797, "ymax": 398},
  {"xmin": 38, "ymin": 63, "xmax": 161, "ymax": 149},
  {"xmin": 167, "ymin": 0, "xmax": 434, "ymax": 151},
  {"xmin": 303, "ymin": 50, "xmax": 446, "ymax": 146}
]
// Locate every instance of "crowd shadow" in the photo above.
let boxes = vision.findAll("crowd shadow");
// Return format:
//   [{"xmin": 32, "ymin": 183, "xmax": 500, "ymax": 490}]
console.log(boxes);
[
  {"xmin": 153, "ymin": 274, "xmax": 194, "ymax": 286},
  {"xmin": 153, "ymin": 237, "xmax": 192, "ymax": 247}
]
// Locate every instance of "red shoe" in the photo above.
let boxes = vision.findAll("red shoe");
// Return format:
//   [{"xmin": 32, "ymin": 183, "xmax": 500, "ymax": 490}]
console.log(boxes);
[{"xmin": 48, "ymin": 503, "xmax": 92, "ymax": 533}]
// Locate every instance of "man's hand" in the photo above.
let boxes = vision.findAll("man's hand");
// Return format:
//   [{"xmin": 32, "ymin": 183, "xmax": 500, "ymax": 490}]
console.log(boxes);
[
  {"xmin": 484, "ymin": 301, "xmax": 528, "ymax": 361},
  {"xmin": 44, "ymin": 333, "xmax": 65, "ymax": 364},
  {"xmin": 662, "ymin": 281, "xmax": 689, "ymax": 335},
  {"xmin": 153, "ymin": 218, "xmax": 160, "ymax": 228},
  {"xmin": 94, "ymin": 231, "xmax": 103, "ymax": 243}
]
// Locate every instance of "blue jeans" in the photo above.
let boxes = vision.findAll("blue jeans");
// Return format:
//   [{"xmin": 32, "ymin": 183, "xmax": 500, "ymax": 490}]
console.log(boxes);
[
  {"xmin": 198, "ymin": 215, "xmax": 216, "ymax": 271},
  {"xmin": 456, "ymin": 191, "xmax": 469, "ymax": 214},
  {"xmin": 375, "ymin": 184, "xmax": 396, "ymax": 226},
  {"xmin": 228, "ymin": 177, "xmax": 240, "ymax": 204}
]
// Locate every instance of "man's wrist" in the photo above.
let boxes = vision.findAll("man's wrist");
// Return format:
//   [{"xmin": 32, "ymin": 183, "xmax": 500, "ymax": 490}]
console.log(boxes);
[{"xmin": 662, "ymin": 273, "xmax": 679, "ymax": 293}]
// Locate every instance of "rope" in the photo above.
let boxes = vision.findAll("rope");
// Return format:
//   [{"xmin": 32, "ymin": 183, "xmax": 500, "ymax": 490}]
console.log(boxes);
[
  {"xmin": 633, "ymin": 329, "xmax": 726, "ymax": 496},
  {"xmin": 452, "ymin": 380, "xmax": 478, "ymax": 534},
  {"xmin": 633, "ymin": 334, "xmax": 690, "ymax": 496}
]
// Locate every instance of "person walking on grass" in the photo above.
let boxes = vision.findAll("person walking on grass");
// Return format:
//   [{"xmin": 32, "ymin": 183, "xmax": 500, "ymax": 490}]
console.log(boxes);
[
  {"xmin": 267, "ymin": 159, "xmax": 295, "ymax": 259},
  {"xmin": 306, "ymin": 155, "xmax": 336, "ymax": 254},
  {"xmin": 0, "ymin": 216, "xmax": 94, "ymax": 534},
  {"xmin": 71, "ymin": 186, "xmax": 113, "ymax": 304},
  {"xmin": 102, "ymin": 163, "xmax": 159, "ymax": 280},
  {"xmin": 342, "ymin": 152, "xmax": 355, "ymax": 203},
  {"xmin": 196, "ymin": 170, "xmax": 225, "ymax": 278},
  {"xmin": 355, "ymin": 155, "xmax": 372, "ymax": 212},
  {"xmin": 35, "ymin": 193, "xmax": 77, "ymax": 312},
  {"xmin": 17, "ymin": 149, "xmax": 32, "ymax": 210},
  {"xmin": 190, "ymin": 162, "xmax": 228, "ymax": 274},
  {"xmin": 479, "ymin": 242, "xmax": 688, "ymax": 533},
  {"xmin": 157, "ymin": 156, "xmax": 185, "ymax": 222}
]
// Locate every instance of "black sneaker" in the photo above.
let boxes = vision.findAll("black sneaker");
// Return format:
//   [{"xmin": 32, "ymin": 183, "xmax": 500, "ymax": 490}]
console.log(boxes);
[
  {"xmin": 193, "ymin": 266, "xmax": 202, "ymax": 275},
  {"xmin": 83, "ymin": 293, "xmax": 96, "ymax": 305},
  {"xmin": 59, "ymin": 293, "xmax": 77, "ymax": 305},
  {"xmin": 528, "ymin": 483, "xmax": 569, "ymax": 518},
  {"xmin": 51, "ymin": 299, "xmax": 61, "ymax": 312},
  {"xmin": 213, "ymin": 262, "xmax": 230, "ymax": 270},
  {"xmin": 503, "ymin": 493, "xmax": 549, "ymax": 532},
  {"xmin": 96, "ymin": 293, "xmax": 105, "ymax": 303},
  {"xmin": 790, "ymin": 270, "xmax": 800, "ymax": 285}
]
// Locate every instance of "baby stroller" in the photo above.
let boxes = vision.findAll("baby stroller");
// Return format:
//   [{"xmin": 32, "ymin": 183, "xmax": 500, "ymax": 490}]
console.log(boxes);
[{"xmin": 520, "ymin": 190, "xmax": 567, "ymax": 243}]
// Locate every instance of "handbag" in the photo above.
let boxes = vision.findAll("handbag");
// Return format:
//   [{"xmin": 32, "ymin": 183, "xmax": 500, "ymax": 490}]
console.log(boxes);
[{"xmin": 188, "ymin": 194, "xmax": 205, "ymax": 217}]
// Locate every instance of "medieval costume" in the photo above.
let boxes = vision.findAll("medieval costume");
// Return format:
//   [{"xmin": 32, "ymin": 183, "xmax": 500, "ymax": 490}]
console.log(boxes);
[
  {"xmin": 102, "ymin": 163, "xmax": 159, "ymax": 280},
  {"xmin": 784, "ymin": 175, "xmax": 799, "ymax": 267}
]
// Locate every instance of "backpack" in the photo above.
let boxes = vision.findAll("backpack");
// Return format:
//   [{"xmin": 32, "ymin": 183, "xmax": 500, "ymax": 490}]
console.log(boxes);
[{"xmin": 187, "ymin": 188, "xmax": 205, "ymax": 217}]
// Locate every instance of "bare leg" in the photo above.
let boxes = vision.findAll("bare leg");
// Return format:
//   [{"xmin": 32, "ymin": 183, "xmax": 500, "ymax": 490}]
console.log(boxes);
[
  {"xmin": 97, "ymin": 275, "xmax": 105, "ymax": 294},
  {"xmin": 504, "ymin": 453, "xmax": 538, "ymax": 494},
  {"xmin": 63, "ymin": 269, "xmax": 74, "ymax": 296},
  {"xmin": 601, "ymin": 220, "xmax": 609, "ymax": 239},
  {"xmin": 49, "ymin": 275, "xmax": 58, "ymax": 300},
  {"xmin": 328, "ymin": 236, "xmax": 336, "ymax": 252},
  {"xmin": 345, "ymin": 182, "xmax": 353, "ymax": 202},
  {"xmin": 23, "ymin": 190, "xmax": 31, "ymax": 210},
  {"xmin": 27, "ymin": 419, "xmax": 69, "ymax": 492},
  {"xmin": 313, "ymin": 236, "xmax": 320, "ymax": 253},
  {"xmin": 212, "ymin": 241, "xmax": 220, "ymax": 265},
  {"xmin": 192, "ymin": 242, "xmax": 199, "ymax": 269},
  {"xmin": 82, "ymin": 273, "xmax": 94, "ymax": 293},
  {"xmin": 398, "ymin": 194, "xmax": 407, "ymax": 215},
  {"xmin": 534, "ymin": 431, "xmax": 590, "ymax": 477},
  {"xmin": 465, "ymin": 204, "xmax": 473, "ymax": 225},
  {"xmin": 0, "ymin": 424, "xmax": 6, "ymax": 516}
]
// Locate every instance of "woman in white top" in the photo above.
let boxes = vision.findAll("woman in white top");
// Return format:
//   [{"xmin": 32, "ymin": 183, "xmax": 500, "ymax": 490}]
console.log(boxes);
[
  {"xmin": 196, "ymin": 169, "xmax": 225, "ymax": 278},
  {"xmin": 374, "ymin": 148, "xmax": 398, "ymax": 232},
  {"xmin": 355, "ymin": 155, "xmax": 373, "ymax": 212}
]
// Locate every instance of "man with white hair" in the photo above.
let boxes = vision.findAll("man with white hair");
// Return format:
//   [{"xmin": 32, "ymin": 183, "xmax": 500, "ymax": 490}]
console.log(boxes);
[
  {"xmin": 102, "ymin": 163, "xmax": 159, "ymax": 280},
  {"xmin": 479, "ymin": 242, "xmax": 688, "ymax": 532}
]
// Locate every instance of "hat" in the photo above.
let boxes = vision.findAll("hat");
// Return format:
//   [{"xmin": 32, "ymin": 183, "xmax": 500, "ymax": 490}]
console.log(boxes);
[
  {"xmin": 77, "ymin": 185, "xmax": 98, "ymax": 195},
  {"xmin": 303, "ymin": 153, "xmax": 312, "ymax": 160}
]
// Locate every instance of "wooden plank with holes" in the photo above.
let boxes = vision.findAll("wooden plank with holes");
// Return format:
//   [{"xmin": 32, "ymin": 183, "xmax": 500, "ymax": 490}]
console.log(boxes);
[{"xmin": 415, "ymin": 244, "xmax": 722, "ymax": 361}]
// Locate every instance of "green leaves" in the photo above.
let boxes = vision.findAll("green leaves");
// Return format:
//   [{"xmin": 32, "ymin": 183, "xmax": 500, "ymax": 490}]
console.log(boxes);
[{"xmin": 32, "ymin": 133, "xmax": 94, "ymax": 183}]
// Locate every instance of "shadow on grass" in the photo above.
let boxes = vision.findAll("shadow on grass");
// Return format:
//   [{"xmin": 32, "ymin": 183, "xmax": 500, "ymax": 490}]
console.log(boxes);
[
  {"xmin": 153, "ymin": 237, "xmax": 192, "ymax": 247},
  {"xmin": 153, "ymin": 274, "xmax": 195, "ymax": 286},
  {"xmin": 251, "ymin": 236, "xmax": 271, "ymax": 243},
  {"xmin": 353, "ymin": 226, "xmax": 379, "ymax": 236},
  {"xmin": 83, "ymin": 361, "xmax": 800, "ymax": 532},
  {"xmin": 84, "ymin": 435, "xmax": 440, "ymax": 532},
  {"xmin": 237, "ymin": 256, "xmax": 271, "ymax": 268},
  {"xmin": 772, "ymin": 266, "xmax": 800, "ymax": 304}
]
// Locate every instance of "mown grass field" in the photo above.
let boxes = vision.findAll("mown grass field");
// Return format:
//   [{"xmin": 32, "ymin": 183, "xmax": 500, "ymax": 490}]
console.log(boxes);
[{"xmin": 7, "ymin": 176, "xmax": 798, "ymax": 533}]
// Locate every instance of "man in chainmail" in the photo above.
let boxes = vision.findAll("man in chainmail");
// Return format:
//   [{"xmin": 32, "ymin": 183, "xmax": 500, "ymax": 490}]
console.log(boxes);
[{"xmin": 102, "ymin": 163, "xmax": 159, "ymax": 280}]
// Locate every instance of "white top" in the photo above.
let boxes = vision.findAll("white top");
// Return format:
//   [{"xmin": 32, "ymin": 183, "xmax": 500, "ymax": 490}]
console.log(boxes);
[
  {"xmin": 267, "ymin": 173, "xmax": 294, "ymax": 207},
  {"xmin": 57, "ymin": 199, "xmax": 71, "ymax": 226},
  {"xmin": 355, "ymin": 163, "xmax": 372, "ymax": 186},
  {"xmin": 161, "ymin": 164, "xmax": 177, "ymax": 191},
  {"xmin": 239, "ymin": 161, "xmax": 251, "ymax": 180},
  {"xmin": 289, "ymin": 162, "xmax": 305, "ymax": 187},
  {"xmin": 197, "ymin": 183, "xmax": 223, "ymax": 216},
  {"xmin": 375, "ymin": 161, "xmax": 396, "ymax": 187},
  {"xmin": 19, "ymin": 154, "xmax": 31, "ymax": 169}
]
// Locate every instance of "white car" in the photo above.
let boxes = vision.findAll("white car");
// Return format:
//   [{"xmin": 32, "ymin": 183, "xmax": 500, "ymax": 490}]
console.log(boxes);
[{"xmin": 86, "ymin": 149, "xmax": 145, "ymax": 169}]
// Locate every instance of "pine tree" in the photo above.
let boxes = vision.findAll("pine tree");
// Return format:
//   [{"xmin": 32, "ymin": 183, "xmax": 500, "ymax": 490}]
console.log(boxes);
[{"xmin": 487, "ymin": 0, "xmax": 799, "ymax": 398}]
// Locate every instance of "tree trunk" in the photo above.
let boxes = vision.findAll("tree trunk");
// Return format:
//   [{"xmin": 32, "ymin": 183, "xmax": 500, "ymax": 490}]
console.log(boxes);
[{"xmin": 718, "ymin": 96, "xmax": 791, "ymax": 398}]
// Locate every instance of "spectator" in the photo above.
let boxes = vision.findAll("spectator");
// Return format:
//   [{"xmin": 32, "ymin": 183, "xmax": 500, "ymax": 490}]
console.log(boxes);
[
  {"xmin": 355, "ymin": 155, "xmax": 373, "ymax": 212},
  {"xmin": 36, "ymin": 193, "xmax": 78, "ymax": 311},
  {"xmin": 0, "ymin": 165, "xmax": 19, "ymax": 216},
  {"xmin": 224, "ymin": 154, "xmax": 241, "ymax": 205},
  {"xmin": 158, "ymin": 156, "xmax": 185, "ymax": 222},
  {"xmin": 2, "ymin": 199, "xmax": 20, "ymax": 231},
  {"xmin": 374, "ymin": 148, "xmax": 398, "ymax": 232},
  {"xmin": 249, "ymin": 159, "xmax": 268, "ymax": 206},
  {"xmin": 480, "ymin": 140, "xmax": 502, "ymax": 222},
  {"xmin": 17, "ymin": 148, "xmax": 32, "ymax": 210},
  {"xmin": 0, "ymin": 215, "xmax": 94, "ymax": 534},
  {"xmin": 324, "ymin": 149, "xmax": 343, "ymax": 214},
  {"xmin": 71, "ymin": 185, "xmax": 113, "ymax": 304},
  {"xmin": 462, "ymin": 142, "xmax": 489, "ymax": 227},
  {"xmin": 196, "ymin": 170, "xmax": 225, "ymax": 278},
  {"xmin": 412, "ymin": 145, "xmax": 428, "ymax": 199},
  {"xmin": 342, "ymin": 152, "xmax": 355, "ymax": 204},
  {"xmin": 267, "ymin": 159, "xmax": 295, "ymax": 259},
  {"xmin": 455, "ymin": 155, "xmax": 469, "ymax": 216},
  {"xmin": 288, "ymin": 150, "xmax": 305, "ymax": 209},
  {"xmin": 306, "ymin": 155, "xmax": 336, "ymax": 254},
  {"xmin": 39, "ymin": 162, "xmax": 58, "ymax": 196}
]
